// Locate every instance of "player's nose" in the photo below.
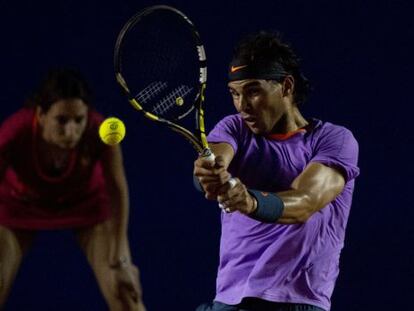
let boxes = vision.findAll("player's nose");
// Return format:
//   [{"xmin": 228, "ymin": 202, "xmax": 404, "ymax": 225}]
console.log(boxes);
[
  {"xmin": 239, "ymin": 96, "xmax": 252, "ymax": 113},
  {"xmin": 63, "ymin": 121, "xmax": 78, "ymax": 139}
]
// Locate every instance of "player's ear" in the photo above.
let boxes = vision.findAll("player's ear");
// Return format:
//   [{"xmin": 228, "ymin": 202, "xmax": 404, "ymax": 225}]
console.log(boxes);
[
  {"xmin": 36, "ymin": 106, "xmax": 45, "ymax": 125},
  {"xmin": 282, "ymin": 75, "xmax": 295, "ymax": 97}
]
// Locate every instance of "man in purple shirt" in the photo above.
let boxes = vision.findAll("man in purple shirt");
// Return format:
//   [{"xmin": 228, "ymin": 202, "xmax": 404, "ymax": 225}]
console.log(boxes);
[{"xmin": 194, "ymin": 32, "xmax": 359, "ymax": 311}]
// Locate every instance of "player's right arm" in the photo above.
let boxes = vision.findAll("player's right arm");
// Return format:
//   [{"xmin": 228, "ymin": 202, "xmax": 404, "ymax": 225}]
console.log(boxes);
[
  {"xmin": 193, "ymin": 143, "xmax": 234, "ymax": 200},
  {"xmin": 0, "ymin": 109, "xmax": 31, "ymax": 181}
]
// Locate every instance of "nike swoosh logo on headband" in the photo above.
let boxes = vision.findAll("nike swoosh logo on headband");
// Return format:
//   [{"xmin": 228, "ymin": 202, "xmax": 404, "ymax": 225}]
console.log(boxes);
[{"xmin": 230, "ymin": 65, "xmax": 248, "ymax": 73}]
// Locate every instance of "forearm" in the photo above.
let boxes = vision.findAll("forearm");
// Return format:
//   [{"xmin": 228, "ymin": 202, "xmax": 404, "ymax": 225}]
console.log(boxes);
[
  {"xmin": 108, "ymin": 180, "xmax": 132, "ymax": 264},
  {"xmin": 245, "ymin": 188, "xmax": 315, "ymax": 224},
  {"xmin": 249, "ymin": 163, "xmax": 345, "ymax": 224},
  {"xmin": 276, "ymin": 189, "xmax": 316, "ymax": 224},
  {"xmin": 245, "ymin": 189, "xmax": 318, "ymax": 224},
  {"xmin": 248, "ymin": 184, "xmax": 341, "ymax": 225},
  {"xmin": 100, "ymin": 145, "xmax": 134, "ymax": 266}
]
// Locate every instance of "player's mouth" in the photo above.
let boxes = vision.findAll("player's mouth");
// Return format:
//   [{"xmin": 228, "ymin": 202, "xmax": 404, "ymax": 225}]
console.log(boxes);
[
  {"xmin": 60, "ymin": 140, "xmax": 77, "ymax": 148},
  {"xmin": 243, "ymin": 115, "xmax": 257, "ymax": 124},
  {"xmin": 242, "ymin": 115, "xmax": 263, "ymax": 133}
]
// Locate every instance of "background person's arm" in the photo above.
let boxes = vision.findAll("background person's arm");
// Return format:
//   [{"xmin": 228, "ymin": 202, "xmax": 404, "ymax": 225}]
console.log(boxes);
[{"xmin": 101, "ymin": 144, "xmax": 131, "ymax": 265}]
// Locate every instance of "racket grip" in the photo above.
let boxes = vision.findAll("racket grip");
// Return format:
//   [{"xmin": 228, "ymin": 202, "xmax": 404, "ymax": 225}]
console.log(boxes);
[
  {"xmin": 199, "ymin": 147, "xmax": 236, "ymax": 212},
  {"xmin": 227, "ymin": 177, "xmax": 237, "ymax": 188},
  {"xmin": 200, "ymin": 148, "xmax": 215, "ymax": 163}
]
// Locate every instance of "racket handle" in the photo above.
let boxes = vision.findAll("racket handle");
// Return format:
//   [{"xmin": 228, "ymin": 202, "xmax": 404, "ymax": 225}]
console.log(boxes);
[
  {"xmin": 227, "ymin": 177, "xmax": 237, "ymax": 188},
  {"xmin": 200, "ymin": 148, "xmax": 215, "ymax": 163},
  {"xmin": 199, "ymin": 147, "xmax": 236, "ymax": 212}
]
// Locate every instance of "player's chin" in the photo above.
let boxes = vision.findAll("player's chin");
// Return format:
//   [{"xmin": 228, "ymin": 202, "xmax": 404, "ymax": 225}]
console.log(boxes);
[
  {"xmin": 246, "ymin": 123, "xmax": 264, "ymax": 135},
  {"xmin": 58, "ymin": 140, "xmax": 78, "ymax": 149}
]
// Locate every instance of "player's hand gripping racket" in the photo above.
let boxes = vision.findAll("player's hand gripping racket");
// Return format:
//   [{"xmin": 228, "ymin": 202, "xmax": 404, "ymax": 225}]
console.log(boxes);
[{"xmin": 114, "ymin": 5, "xmax": 214, "ymax": 161}]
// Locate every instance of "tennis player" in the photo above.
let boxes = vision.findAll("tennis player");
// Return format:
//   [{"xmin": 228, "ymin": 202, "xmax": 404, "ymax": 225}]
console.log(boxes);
[
  {"xmin": 194, "ymin": 32, "xmax": 359, "ymax": 311},
  {"xmin": 0, "ymin": 68, "xmax": 146, "ymax": 311}
]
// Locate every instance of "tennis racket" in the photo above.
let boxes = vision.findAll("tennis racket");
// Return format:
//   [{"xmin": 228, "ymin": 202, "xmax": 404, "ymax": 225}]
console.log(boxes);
[{"xmin": 114, "ymin": 5, "xmax": 214, "ymax": 161}]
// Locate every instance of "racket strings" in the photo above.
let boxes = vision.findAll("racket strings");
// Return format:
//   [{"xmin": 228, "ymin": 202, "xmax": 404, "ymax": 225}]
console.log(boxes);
[
  {"xmin": 118, "ymin": 10, "xmax": 200, "ymax": 121},
  {"xmin": 135, "ymin": 81, "xmax": 168, "ymax": 104},
  {"xmin": 115, "ymin": 6, "xmax": 209, "ymax": 152},
  {"xmin": 152, "ymin": 85, "xmax": 194, "ymax": 115}
]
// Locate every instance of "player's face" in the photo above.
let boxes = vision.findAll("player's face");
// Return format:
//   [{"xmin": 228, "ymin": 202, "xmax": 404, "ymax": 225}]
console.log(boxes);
[
  {"xmin": 228, "ymin": 79, "xmax": 286, "ymax": 135},
  {"xmin": 37, "ymin": 99, "xmax": 88, "ymax": 149}
]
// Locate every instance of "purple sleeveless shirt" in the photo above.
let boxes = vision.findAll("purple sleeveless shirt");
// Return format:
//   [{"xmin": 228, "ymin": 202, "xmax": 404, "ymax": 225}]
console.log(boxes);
[{"xmin": 207, "ymin": 114, "xmax": 359, "ymax": 311}]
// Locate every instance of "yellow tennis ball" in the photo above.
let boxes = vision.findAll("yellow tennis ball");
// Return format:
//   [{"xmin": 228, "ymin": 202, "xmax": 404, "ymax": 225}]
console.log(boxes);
[{"xmin": 99, "ymin": 117, "xmax": 126, "ymax": 145}]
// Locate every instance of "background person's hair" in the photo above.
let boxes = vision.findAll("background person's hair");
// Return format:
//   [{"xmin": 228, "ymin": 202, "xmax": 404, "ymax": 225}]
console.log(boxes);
[
  {"xmin": 232, "ymin": 31, "xmax": 311, "ymax": 105},
  {"xmin": 26, "ymin": 68, "xmax": 93, "ymax": 111}
]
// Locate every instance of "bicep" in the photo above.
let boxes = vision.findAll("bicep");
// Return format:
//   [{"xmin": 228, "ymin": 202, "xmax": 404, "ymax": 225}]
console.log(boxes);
[
  {"xmin": 291, "ymin": 162, "xmax": 345, "ymax": 209},
  {"xmin": 276, "ymin": 162, "xmax": 345, "ymax": 224}
]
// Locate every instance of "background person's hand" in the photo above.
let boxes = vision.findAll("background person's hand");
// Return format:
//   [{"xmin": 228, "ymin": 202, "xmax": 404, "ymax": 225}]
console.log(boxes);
[{"xmin": 113, "ymin": 263, "xmax": 146, "ymax": 311}]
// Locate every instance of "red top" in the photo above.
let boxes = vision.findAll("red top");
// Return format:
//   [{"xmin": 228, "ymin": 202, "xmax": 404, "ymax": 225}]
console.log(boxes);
[{"xmin": 0, "ymin": 108, "xmax": 112, "ymax": 229}]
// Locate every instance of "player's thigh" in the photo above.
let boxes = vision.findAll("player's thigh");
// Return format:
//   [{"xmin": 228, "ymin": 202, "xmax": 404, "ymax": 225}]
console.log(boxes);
[
  {"xmin": 76, "ymin": 220, "xmax": 114, "ymax": 262},
  {"xmin": 0, "ymin": 225, "xmax": 34, "ymax": 260},
  {"xmin": 75, "ymin": 221, "xmax": 117, "ymax": 298},
  {"xmin": 0, "ymin": 225, "xmax": 35, "ymax": 291}
]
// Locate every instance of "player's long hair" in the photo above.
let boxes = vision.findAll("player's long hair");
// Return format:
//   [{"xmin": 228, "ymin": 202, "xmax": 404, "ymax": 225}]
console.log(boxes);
[
  {"xmin": 232, "ymin": 31, "xmax": 311, "ymax": 105},
  {"xmin": 25, "ymin": 68, "xmax": 93, "ymax": 111}
]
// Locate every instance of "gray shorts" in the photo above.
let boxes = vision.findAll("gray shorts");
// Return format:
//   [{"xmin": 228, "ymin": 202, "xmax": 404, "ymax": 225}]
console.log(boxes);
[{"xmin": 196, "ymin": 298, "xmax": 325, "ymax": 311}]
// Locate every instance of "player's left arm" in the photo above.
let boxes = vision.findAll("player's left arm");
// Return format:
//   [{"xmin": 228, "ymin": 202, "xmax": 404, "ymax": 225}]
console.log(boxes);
[
  {"xmin": 276, "ymin": 162, "xmax": 345, "ymax": 224},
  {"xmin": 101, "ymin": 144, "xmax": 132, "ymax": 263},
  {"xmin": 101, "ymin": 145, "xmax": 146, "ymax": 307},
  {"xmin": 217, "ymin": 126, "xmax": 359, "ymax": 224},
  {"xmin": 218, "ymin": 162, "xmax": 345, "ymax": 224}
]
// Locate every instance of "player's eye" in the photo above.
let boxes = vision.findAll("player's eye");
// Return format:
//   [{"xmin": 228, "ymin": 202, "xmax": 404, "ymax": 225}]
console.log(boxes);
[
  {"xmin": 246, "ymin": 88, "xmax": 261, "ymax": 97},
  {"xmin": 74, "ymin": 116, "xmax": 84, "ymax": 124},
  {"xmin": 56, "ymin": 116, "xmax": 68, "ymax": 125},
  {"xmin": 229, "ymin": 89, "xmax": 239, "ymax": 97}
]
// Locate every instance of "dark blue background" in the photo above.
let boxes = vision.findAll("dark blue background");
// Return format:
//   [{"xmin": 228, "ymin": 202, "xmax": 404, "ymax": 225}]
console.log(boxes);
[{"xmin": 1, "ymin": 0, "xmax": 412, "ymax": 310}]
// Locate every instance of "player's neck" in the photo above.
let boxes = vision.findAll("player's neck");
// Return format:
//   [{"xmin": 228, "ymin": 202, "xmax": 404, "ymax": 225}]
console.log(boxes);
[
  {"xmin": 38, "ymin": 135, "xmax": 69, "ymax": 155},
  {"xmin": 37, "ymin": 138, "xmax": 70, "ymax": 168},
  {"xmin": 271, "ymin": 106, "xmax": 307, "ymax": 134}
]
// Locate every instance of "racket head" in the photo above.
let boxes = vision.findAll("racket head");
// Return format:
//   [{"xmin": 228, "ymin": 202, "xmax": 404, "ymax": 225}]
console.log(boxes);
[{"xmin": 114, "ymin": 5, "xmax": 207, "ymax": 123}]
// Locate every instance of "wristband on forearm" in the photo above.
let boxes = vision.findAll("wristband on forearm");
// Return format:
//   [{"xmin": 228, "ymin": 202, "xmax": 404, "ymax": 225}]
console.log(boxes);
[
  {"xmin": 247, "ymin": 190, "xmax": 285, "ymax": 223},
  {"xmin": 193, "ymin": 175, "xmax": 204, "ymax": 192}
]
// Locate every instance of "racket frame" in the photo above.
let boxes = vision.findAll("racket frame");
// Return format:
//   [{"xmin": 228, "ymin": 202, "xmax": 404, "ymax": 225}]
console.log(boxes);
[{"xmin": 114, "ymin": 5, "xmax": 211, "ymax": 158}]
